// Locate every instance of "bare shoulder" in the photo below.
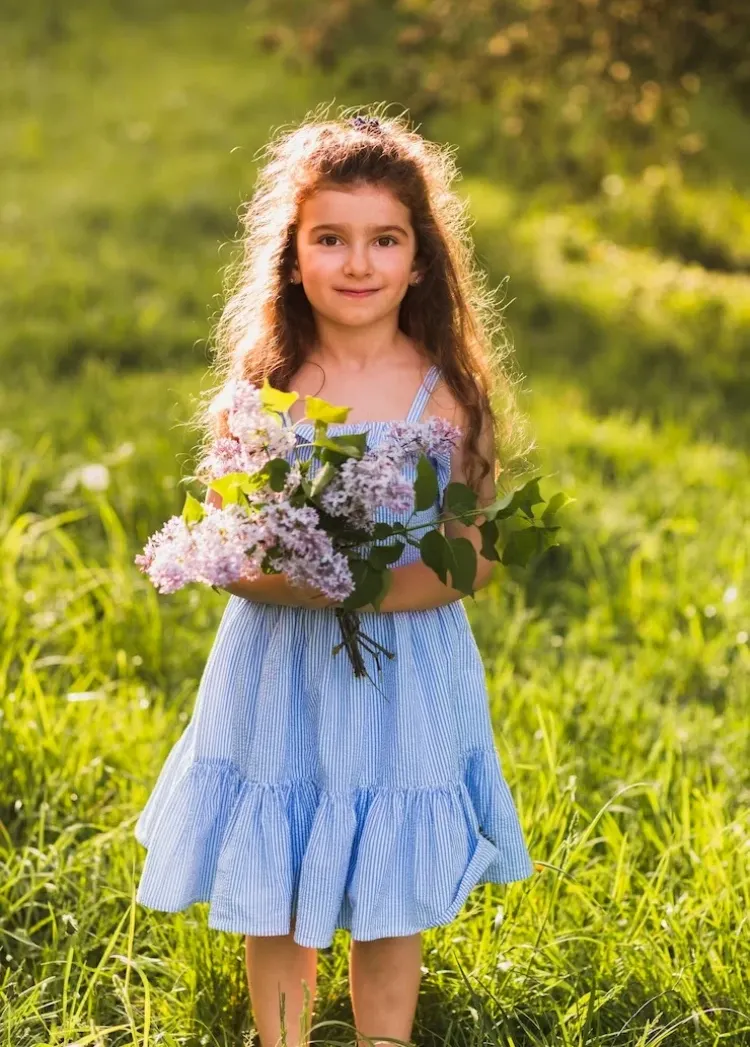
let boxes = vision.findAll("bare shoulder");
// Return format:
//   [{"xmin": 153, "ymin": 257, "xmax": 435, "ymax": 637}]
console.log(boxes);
[
  {"xmin": 426, "ymin": 375, "xmax": 496, "ymax": 484},
  {"xmin": 424, "ymin": 377, "xmax": 466, "ymax": 428},
  {"xmin": 425, "ymin": 376, "xmax": 491, "ymax": 440}
]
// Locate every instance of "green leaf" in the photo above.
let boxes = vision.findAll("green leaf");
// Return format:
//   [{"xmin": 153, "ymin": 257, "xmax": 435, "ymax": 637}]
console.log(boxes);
[
  {"xmin": 503, "ymin": 475, "xmax": 546, "ymax": 520},
  {"xmin": 313, "ymin": 432, "xmax": 364, "ymax": 457},
  {"xmin": 478, "ymin": 518, "xmax": 501, "ymax": 562},
  {"xmin": 309, "ymin": 461, "xmax": 338, "ymax": 499},
  {"xmin": 262, "ymin": 457, "xmax": 291, "ymax": 493},
  {"xmin": 372, "ymin": 521, "xmax": 396, "ymax": 540},
  {"xmin": 532, "ymin": 522, "xmax": 563, "ymax": 555},
  {"xmin": 208, "ymin": 471, "xmax": 249, "ymax": 494},
  {"xmin": 368, "ymin": 541, "xmax": 405, "ymax": 570},
  {"xmin": 541, "ymin": 490, "xmax": 575, "ymax": 525},
  {"xmin": 413, "ymin": 454, "xmax": 438, "ymax": 512},
  {"xmin": 444, "ymin": 481, "xmax": 477, "ymax": 518},
  {"xmin": 208, "ymin": 471, "xmax": 252, "ymax": 506},
  {"xmin": 514, "ymin": 476, "xmax": 545, "ymax": 519},
  {"xmin": 259, "ymin": 376, "xmax": 299, "ymax": 416},
  {"xmin": 348, "ymin": 559, "xmax": 368, "ymax": 586},
  {"xmin": 484, "ymin": 474, "xmax": 548, "ymax": 521},
  {"xmin": 501, "ymin": 526, "xmax": 542, "ymax": 567},
  {"xmin": 305, "ymin": 394, "xmax": 351, "ymax": 424},
  {"xmin": 481, "ymin": 490, "xmax": 516, "ymax": 520},
  {"xmin": 369, "ymin": 568, "xmax": 393, "ymax": 611},
  {"xmin": 340, "ymin": 562, "xmax": 385, "ymax": 611},
  {"xmin": 447, "ymin": 536, "xmax": 477, "ymax": 595},
  {"xmin": 419, "ymin": 528, "xmax": 450, "ymax": 584},
  {"xmin": 182, "ymin": 492, "xmax": 206, "ymax": 524}
]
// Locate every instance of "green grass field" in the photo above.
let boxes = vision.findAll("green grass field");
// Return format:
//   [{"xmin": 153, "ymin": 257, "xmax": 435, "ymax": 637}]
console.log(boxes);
[{"xmin": 2, "ymin": 5, "xmax": 749, "ymax": 1045}]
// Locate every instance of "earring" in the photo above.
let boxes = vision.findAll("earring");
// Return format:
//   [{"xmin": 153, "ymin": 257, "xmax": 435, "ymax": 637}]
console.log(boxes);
[{"xmin": 410, "ymin": 275, "xmax": 422, "ymax": 286}]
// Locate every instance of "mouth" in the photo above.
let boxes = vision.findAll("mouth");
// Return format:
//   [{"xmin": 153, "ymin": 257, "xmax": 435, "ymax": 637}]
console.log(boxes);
[{"xmin": 335, "ymin": 288, "xmax": 381, "ymax": 298}]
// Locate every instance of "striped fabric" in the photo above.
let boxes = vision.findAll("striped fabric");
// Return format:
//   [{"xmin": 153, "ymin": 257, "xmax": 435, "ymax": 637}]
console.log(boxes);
[{"xmin": 135, "ymin": 364, "xmax": 534, "ymax": 948}]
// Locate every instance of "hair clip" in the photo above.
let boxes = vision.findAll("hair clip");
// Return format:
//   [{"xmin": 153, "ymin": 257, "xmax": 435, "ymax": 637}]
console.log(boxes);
[{"xmin": 349, "ymin": 115, "xmax": 383, "ymax": 135}]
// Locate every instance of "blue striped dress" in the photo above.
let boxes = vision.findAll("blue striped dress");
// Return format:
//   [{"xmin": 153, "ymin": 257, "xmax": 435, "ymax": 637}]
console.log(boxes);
[{"xmin": 135, "ymin": 364, "xmax": 534, "ymax": 948}]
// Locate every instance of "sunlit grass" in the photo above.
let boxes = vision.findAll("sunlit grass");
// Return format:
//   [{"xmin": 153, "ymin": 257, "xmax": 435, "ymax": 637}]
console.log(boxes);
[
  {"xmin": 466, "ymin": 179, "xmax": 750, "ymax": 442},
  {"xmin": 3, "ymin": 4, "xmax": 750, "ymax": 1043},
  {"xmin": 2, "ymin": 367, "xmax": 748, "ymax": 1045}
]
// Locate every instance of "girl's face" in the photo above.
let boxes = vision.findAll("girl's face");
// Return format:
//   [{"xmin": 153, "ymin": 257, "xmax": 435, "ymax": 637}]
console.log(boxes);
[{"xmin": 291, "ymin": 183, "xmax": 421, "ymax": 330}]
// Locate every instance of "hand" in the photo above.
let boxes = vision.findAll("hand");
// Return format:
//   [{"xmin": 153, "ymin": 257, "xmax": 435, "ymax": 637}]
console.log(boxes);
[
  {"xmin": 286, "ymin": 578, "xmax": 338, "ymax": 610},
  {"xmin": 221, "ymin": 572, "xmax": 336, "ymax": 608}
]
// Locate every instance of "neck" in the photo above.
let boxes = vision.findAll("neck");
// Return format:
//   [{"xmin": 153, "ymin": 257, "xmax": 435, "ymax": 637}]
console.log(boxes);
[{"xmin": 308, "ymin": 316, "xmax": 410, "ymax": 373}]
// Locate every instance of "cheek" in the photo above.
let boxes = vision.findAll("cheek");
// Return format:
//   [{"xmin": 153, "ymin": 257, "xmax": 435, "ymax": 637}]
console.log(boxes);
[
  {"xmin": 301, "ymin": 251, "xmax": 340, "ymax": 282},
  {"xmin": 377, "ymin": 250, "xmax": 413, "ymax": 280}
]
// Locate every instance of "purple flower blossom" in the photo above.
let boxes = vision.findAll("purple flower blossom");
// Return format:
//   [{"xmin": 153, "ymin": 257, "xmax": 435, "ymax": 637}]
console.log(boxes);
[
  {"xmin": 136, "ymin": 501, "xmax": 355, "ymax": 602},
  {"xmin": 202, "ymin": 378, "xmax": 296, "ymax": 475},
  {"xmin": 196, "ymin": 437, "xmax": 257, "ymax": 480},
  {"xmin": 138, "ymin": 390, "xmax": 463, "ymax": 611},
  {"xmin": 379, "ymin": 417, "xmax": 463, "ymax": 463},
  {"xmin": 253, "ymin": 502, "xmax": 355, "ymax": 601},
  {"xmin": 135, "ymin": 504, "xmax": 268, "ymax": 593},
  {"xmin": 319, "ymin": 451, "xmax": 414, "ymax": 529}
]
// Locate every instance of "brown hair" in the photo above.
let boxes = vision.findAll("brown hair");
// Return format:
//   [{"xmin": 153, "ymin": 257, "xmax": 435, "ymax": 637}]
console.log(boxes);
[{"xmin": 192, "ymin": 102, "xmax": 534, "ymax": 492}]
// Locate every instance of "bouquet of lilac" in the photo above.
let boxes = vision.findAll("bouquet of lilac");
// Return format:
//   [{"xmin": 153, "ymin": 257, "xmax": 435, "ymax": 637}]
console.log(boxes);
[{"xmin": 136, "ymin": 378, "xmax": 570, "ymax": 682}]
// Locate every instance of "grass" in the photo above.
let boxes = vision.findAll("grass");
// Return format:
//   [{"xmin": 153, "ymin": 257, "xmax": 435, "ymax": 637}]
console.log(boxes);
[
  {"xmin": 2, "ymin": 2, "xmax": 750, "ymax": 1044},
  {"xmin": 2, "ymin": 366, "xmax": 749, "ymax": 1045}
]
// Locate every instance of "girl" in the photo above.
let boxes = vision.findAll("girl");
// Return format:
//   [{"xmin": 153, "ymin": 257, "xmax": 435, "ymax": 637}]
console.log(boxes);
[{"xmin": 135, "ymin": 107, "xmax": 536, "ymax": 1047}]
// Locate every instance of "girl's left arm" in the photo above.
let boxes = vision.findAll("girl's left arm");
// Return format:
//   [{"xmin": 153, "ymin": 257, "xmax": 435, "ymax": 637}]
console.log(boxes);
[{"xmin": 366, "ymin": 404, "xmax": 498, "ymax": 613}]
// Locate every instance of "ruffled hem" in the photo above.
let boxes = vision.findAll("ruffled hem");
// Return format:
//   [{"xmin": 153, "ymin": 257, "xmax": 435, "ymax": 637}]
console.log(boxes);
[{"xmin": 134, "ymin": 750, "xmax": 534, "ymax": 949}]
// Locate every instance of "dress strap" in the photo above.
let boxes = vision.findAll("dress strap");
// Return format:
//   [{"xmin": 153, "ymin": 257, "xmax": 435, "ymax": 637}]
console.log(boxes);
[{"xmin": 405, "ymin": 364, "xmax": 440, "ymax": 423}]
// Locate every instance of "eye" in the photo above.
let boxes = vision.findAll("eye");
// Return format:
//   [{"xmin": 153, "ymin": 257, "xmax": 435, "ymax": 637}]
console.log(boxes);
[
  {"xmin": 376, "ymin": 235, "xmax": 397, "ymax": 246},
  {"xmin": 318, "ymin": 234, "xmax": 340, "ymax": 246}
]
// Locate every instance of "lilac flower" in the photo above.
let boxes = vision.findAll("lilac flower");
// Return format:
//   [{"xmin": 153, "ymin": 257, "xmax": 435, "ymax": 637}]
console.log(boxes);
[
  {"xmin": 135, "ymin": 504, "xmax": 267, "ymax": 593},
  {"xmin": 315, "ymin": 417, "xmax": 461, "ymax": 529},
  {"xmin": 204, "ymin": 378, "xmax": 296, "ymax": 473},
  {"xmin": 379, "ymin": 417, "xmax": 462, "ymax": 463},
  {"xmin": 319, "ymin": 451, "xmax": 414, "ymax": 529},
  {"xmin": 283, "ymin": 461, "xmax": 304, "ymax": 497},
  {"xmin": 196, "ymin": 437, "xmax": 257, "ymax": 480},
  {"xmin": 254, "ymin": 502, "xmax": 355, "ymax": 601},
  {"xmin": 136, "ymin": 501, "xmax": 355, "ymax": 602},
  {"xmin": 188, "ymin": 503, "xmax": 268, "ymax": 586},
  {"xmin": 135, "ymin": 514, "xmax": 196, "ymax": 594}
]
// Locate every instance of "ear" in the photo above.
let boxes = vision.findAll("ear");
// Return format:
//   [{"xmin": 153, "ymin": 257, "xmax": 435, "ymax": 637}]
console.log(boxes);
[{"xmin": 408, "ymin": 249, "xmax": 423, "ymax": 285}]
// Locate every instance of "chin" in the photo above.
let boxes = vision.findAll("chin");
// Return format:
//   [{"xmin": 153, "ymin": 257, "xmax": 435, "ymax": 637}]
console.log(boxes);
[{"xmin": 320, "ymin": 303, "xmax": 390, "ymax": 325}]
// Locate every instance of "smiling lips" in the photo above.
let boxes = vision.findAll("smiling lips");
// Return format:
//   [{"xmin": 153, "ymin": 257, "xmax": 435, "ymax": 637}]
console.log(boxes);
[{"xmin": 336, "ymin": 288, "xmax": 380, "ymax": 297}]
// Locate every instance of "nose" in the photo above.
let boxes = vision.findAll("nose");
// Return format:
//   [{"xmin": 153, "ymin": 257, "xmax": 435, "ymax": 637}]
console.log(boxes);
[{"xmin": 342, "ymin": 240, "xmax": 372, "ymax": 277}]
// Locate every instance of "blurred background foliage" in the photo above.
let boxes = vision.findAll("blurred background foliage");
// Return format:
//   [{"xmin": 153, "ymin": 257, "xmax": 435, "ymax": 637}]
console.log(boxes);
[
  {"xmin": 3, "ymin": 0, "xmax": 750, "ymax": 443},
  {"xmin": 258, "ymin": 0, "xmax": 750, "ymax": 188}
]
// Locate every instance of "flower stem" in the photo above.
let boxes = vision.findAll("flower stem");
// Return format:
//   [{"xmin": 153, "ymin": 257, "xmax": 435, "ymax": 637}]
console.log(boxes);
[{"xmin": 332, "ymin": 608, "xmax": 396, "ymax": 694}]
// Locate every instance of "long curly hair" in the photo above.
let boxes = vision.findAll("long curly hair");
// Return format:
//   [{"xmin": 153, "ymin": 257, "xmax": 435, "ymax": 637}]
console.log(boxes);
[{"xmin": 191, "ymin": 102, "xmax": 534, "ymax": 492}]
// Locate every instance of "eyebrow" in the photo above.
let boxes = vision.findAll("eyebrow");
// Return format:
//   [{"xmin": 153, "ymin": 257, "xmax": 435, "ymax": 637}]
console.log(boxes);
[{"xmin": 308, "ymin": 223, "xmax": 410, "ymax": 236}]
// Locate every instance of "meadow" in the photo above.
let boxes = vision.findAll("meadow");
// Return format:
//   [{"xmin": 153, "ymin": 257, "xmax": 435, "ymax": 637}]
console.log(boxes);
[{"xmin": 2, "ymin": 4, "xmax": 749, "ymax": 1045}]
